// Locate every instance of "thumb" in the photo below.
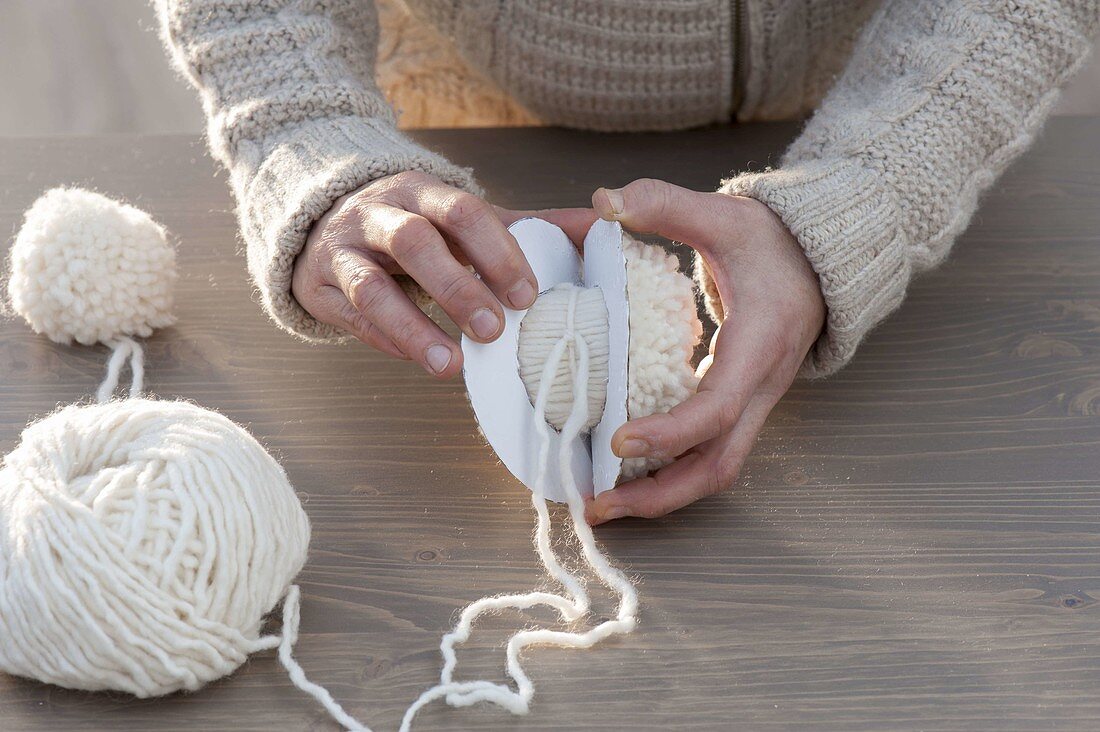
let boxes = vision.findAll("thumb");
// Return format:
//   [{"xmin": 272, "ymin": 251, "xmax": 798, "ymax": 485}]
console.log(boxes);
[{"xmin": 592, "ymin": 178, "xmax": 715, "ymax": 247}]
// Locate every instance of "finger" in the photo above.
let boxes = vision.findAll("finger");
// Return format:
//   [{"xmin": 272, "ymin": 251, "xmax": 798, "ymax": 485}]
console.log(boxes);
[
  {"xmin": 695, "ymin": 353, "xmax": 714, "ymax": 379},
  {"xmin": 362, "ymin": 204, "xmax": 505, "ymax": 344},
  {"xmin": 409, "ymin": 191, "xmax": 538, "ymax": 310},
  {"xmin": 311, "ymin": 284, "xmax": 408, "ymax": 359},
  {"xmin": 611, "ymin": 318, "xmax": 782, "ymax": 461},
  {"xmin": 592, "ymin": 179, "xmax": 725, "ymax": 249},
  {"xmin": 495, "ymin": 206, "xmax": 600, "ymax": 251},
  {"xmin": 588, "ymin": 394, "xmax": 774, "ymax": 524},
  {"xmin": 329, "ymin": 246, "xmax": 462, "ymax": 378}
]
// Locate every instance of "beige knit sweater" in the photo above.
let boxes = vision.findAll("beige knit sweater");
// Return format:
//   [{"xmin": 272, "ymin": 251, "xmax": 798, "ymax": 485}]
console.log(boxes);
[{"xmin": 157, "ymin": 0, "xmax": 1099, "ymax": 376}]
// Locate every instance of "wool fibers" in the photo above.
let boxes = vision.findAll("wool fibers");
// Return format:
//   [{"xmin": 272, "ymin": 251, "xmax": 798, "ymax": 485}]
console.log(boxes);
[
  {"xmin": 0, "ymin": 398, "xmax": 312, "ymax": 696},
  {"xmin": 518, "ymin": 234, "xmax": 702, "ymax": 477},
  {"xmin": 7, "ymin": 187, "xmax": 176, "ymax": 346}
]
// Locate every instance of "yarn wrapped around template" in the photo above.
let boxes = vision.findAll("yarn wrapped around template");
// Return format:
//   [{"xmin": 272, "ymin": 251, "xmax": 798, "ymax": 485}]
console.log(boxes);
[
  {"xmin": 0, "ymin": 188, "xmax": 313, "ymax": 700},
  {"xmin": 400, "ymin": 218, "xmax": 704, "ymax": 728},
  {"xmin": 517, "ymin": 232, "xmax": 703, "ymax": 478}
]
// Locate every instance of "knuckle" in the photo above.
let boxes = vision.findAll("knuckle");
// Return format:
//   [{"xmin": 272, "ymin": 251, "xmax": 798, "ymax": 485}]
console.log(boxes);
[
  {"xmin": 347, "ymin": 311, "xmax": 379, "ymax": 343},
  {"xmin": 647, "ymin": 423, "xmax": 679, "ymax": 457},
  {"xmin": 441, "ymin": 194, "xmax": 490, "ymax": 232},
  {"xmin": 710, "ymin": 390, "xmax": 745, "ymax": 436},
  {"xmin": 480, "ymin": 249, "xmax": 525, "ymax": 287},
  {"xmin": 713, "ymin": 454, "xmax": 742, "ymax": 495},
  {"xmin": 351, "ymin": 315, "xmax": 405, "ymax": 358},
  {"xmin": 347, "ymin": 267, "xmax": 389, "ymax": 314},
  {"xmin": 630, "ymin": 177, "xmax": 666, "ymax": 204},
  {"xmin": 434, "ymin": 270, "xmax": 483, "ymax": 311},
  {"xmin": 390, "ymin": 313, "xmax": 427, "ymax": 350},
  {"xmin": 389, "ymin": 217, "xmax": 439, "ymax": 258}
]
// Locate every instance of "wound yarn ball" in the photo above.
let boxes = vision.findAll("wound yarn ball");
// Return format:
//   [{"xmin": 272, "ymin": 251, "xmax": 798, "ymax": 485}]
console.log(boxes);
[
  {"xmin": 517, "ymin": 234, "xmax": 702, "ymax": 479},
  {"xmin": 0, "ymin": 399, "xmax": 311, "ymax": 697},
  {"xmin": 7, "ymin": 187, "xmax": 176, "ymax": 346}
]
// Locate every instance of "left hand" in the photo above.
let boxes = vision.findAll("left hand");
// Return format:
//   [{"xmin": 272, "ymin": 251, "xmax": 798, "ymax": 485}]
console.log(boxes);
[{"xmin": 585, "ymin": 179, "xmax": 826, "ymax": 525}]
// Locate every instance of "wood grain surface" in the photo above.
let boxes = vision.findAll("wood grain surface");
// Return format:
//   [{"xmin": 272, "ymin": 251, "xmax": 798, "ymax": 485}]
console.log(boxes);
[{"xmin": 1, "ymin": 119, "xmax": 1099, "ymax": 731}]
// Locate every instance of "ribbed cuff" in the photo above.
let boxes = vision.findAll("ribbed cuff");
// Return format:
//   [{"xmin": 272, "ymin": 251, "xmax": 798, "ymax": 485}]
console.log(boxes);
[
  {"xmin": 699, "ymin": 157, "xmax": 911, "ymax": 377},
  {"xmin": 237, "ymin": 115, "xmax": 482, "ymax": 343}
]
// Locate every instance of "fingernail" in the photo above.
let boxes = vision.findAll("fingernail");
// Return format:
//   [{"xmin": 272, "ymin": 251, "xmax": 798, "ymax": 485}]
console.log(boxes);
[
  {"xmin": 507, "ymin": 279, "xmax": 536, "ymax": 309},
  {"xmin": 470, "ymin": 308, "xmax": 501, "ymax": 340},
  {"xmin": 618, "ymin": 438, "xmax": 650, "ymax": 458},
  {"xmin": 425, "ymin": 344, "xmax": 452, "ymax": 374},
  {"xmin": 601, "ymin": 188, "xmax": 624, "ymax": 217}
]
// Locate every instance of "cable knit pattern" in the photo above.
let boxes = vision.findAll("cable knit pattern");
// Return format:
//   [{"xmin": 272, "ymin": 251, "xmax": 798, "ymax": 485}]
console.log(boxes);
[
  {"xmin": 375, "ymin": 0, "xmax": 540, "ymax": 128},
  {"xmin": 158, "ymin": 0, "xmax": 1098, "ymax": 374},
  {"xmin": 707, "ymin": 0, "xmax": 1099, "ymax": 376}
]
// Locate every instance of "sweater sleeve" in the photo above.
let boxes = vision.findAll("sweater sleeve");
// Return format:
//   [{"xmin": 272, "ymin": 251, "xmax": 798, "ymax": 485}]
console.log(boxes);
[
  {"xmin": 700, "ymin": 0, "xmax": 1099, "ymax": 377},
  {"xmin": 155, "ymin": 0, "xmax": 481, "ymax": 341}
]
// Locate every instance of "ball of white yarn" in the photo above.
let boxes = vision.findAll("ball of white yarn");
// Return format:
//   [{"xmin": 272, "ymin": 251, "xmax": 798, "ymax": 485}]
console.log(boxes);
[
  {"xmin": 0, "ymin": 399, "xmax": 311, "ymax": 697},
  {"xmin": 7, "ymin": 187, "xmax": 176, "ymax": 346}
]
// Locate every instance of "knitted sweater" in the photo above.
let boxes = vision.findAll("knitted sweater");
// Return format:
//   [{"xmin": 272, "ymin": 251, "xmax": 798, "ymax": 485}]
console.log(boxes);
[{"xmin": 157, "ymin": 0, "xmax": 1099, "ymax": 376}]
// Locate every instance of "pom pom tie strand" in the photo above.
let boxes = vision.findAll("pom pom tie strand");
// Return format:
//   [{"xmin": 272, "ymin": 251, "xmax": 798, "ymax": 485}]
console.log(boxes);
[{"xmin": 96, "ymin": 336, "xmax": 145, "ymax": 403}]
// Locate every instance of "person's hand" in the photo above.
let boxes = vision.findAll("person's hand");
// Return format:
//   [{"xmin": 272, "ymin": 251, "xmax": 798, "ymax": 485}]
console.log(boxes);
[
  {"xmin": 585, "ymin": 179, "xmax": 826, "ymax": 525},
  {"xmin": 292, "ymin": 171, "xmax": 594, "ymax": 377}
]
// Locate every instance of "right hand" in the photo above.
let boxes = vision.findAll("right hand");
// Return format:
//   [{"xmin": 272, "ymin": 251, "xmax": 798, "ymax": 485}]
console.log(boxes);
[{"xmin": 292, "ymin": 171, "xmax": 595, "ymax": 378}]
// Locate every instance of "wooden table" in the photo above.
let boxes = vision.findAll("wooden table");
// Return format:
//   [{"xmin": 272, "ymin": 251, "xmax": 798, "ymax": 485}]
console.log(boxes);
[{"xmin": 2, "ymin": 119, "xmax": 1099, "ymax": 731}]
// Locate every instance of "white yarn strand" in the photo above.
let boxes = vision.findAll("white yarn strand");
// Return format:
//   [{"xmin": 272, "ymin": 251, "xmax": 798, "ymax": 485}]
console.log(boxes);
[
  {"xmin": 264, "ymin": 585, "xmax": 372, "ymax": 732},
  {"xmin": 240, "ymin": 286, "xmax": 639, "ymax": 732},
  {"xmin": 400, "ymin": 287, "xmax": 639, "ymax": 731},
  {"xmin": 96, "ymin": 336, "xmax": 145, "ymax": 403}
]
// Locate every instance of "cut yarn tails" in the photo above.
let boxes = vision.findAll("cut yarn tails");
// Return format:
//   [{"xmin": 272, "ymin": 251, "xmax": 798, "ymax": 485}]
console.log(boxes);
[
  {"xmin": 400, "ymin": 286, "xmax": 639, "ymax": 731},
  {"xmin": 89, "ymin": 294, "xmax": 637, "ymax": 732}
]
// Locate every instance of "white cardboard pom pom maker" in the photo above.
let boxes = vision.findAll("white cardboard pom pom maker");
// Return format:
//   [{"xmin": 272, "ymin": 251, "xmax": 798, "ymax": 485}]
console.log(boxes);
[{"xmin": 462, "ymin": 218, "xmax": 630, "ymax": 503}]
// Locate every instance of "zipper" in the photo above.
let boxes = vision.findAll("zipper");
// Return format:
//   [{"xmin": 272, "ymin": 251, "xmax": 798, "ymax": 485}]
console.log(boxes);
[{"xmin": 732, "ymin": 0, "xmax": 747, "ymax": 118}]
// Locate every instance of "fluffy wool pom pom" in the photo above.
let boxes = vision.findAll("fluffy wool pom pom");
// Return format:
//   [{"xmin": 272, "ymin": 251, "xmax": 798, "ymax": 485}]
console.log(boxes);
[
  {"xmin": 620, "ymin": 235, "xmax": 703, "ymax": 479},
  {"xmin": 7, "ymin": 188, "xmax": 176, "ymax": 345},
  {"xmin": 0, "ymin": 399, "xmax": 310, "ymax": 697}
]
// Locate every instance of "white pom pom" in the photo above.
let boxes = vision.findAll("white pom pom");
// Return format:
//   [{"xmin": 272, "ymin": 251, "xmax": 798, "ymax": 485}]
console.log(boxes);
[
  {"xmin": 7, "ymin": 188, "xmax": 177, "ymax": 346},
  {"xmin": 0, "ymin": 399, "xmax": 311, "ymax": 697},
  {"xmin": 620, "ymin": 235, "xmax": 703, "ymax": 478}
]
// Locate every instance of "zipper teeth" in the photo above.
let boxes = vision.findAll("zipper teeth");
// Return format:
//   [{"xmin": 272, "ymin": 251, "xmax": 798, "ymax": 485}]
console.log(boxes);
[{"xmin": 732, "ymin": 0, "xmax": 746, "ymax": 116}]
